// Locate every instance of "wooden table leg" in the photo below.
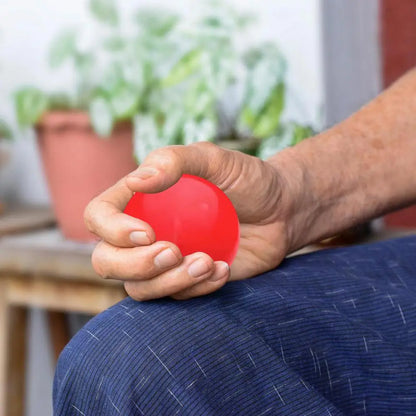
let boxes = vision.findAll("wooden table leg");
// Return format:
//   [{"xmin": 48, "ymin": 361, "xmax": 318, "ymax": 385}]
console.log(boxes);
[
  {"xmin": 47, "ymin": 311, "xmax": 71, "ymax": 362},
  {"xmin": 0, "ymin": 280, "xmax": 9, "ymax": 416},
  {"xmin": 7, "ymin": 306, "xmax": 27, "ymax": 416},
  {"xmin": 0, "ymin": 280, "xmax": 27, "ymax": 416}
]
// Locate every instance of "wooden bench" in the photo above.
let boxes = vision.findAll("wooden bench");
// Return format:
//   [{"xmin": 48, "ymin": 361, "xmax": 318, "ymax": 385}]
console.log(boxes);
[{"xmin": 0, "ymin": 206, "xmax": 126, "ymax": 416}]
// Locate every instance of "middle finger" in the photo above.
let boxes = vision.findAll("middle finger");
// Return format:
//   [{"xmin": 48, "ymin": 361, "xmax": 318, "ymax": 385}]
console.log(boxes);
[{"xmin": 92, "ymin": 240, "xmax": 183, "ymax": 280}]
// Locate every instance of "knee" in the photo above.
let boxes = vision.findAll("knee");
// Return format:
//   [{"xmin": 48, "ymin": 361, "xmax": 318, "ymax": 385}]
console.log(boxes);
[
  {"xmin": 53, "ymin": 296, "xmax": 212, "ymax": 415},
  {"xmin": 53, "ymin": 298, "xmax": 152, "ymax": 415}
]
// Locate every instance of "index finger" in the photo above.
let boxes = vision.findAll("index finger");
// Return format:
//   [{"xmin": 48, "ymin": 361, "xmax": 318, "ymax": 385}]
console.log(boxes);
[{"xmin": 84, "ymin": 176, "xmax": 156, "ymax": 248}]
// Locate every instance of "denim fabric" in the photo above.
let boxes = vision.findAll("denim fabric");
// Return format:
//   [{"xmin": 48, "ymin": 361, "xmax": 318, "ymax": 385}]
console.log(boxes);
[{"xmin": 54, "ymin": 236, "xmax": 416, "ymax": 415}]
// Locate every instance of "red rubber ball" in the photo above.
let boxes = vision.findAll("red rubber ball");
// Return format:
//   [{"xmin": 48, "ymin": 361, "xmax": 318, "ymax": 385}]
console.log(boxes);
[{"xmin": 124, "ymin": 174, "xmax": 240, "ymax": 264}]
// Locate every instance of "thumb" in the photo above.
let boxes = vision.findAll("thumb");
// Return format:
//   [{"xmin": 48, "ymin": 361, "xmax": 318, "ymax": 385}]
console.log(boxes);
[{"xmin": 125, "ymin": 142, "xmax": 233, "ymax": 194}]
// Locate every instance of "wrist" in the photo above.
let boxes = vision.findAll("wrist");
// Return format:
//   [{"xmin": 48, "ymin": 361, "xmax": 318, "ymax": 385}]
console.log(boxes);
[
  {"xmin": 266, "ymin": 128, "xmax": 364, "ymax": 252},
  {"xmin": 265, "ymin": 145, "xmax": 319, "ymax": 252}
]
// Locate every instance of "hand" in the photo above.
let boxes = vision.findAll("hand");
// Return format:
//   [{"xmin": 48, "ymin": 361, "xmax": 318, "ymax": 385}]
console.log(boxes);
[{"xmin": 85, "ymin": 142, "xmax": 300, "ymax": 300}]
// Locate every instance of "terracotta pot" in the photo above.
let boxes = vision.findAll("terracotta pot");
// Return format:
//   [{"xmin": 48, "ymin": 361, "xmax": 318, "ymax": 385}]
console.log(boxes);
[{"xmin": 36, "ymin": 111, "xmax": 137, "ymax": 242}]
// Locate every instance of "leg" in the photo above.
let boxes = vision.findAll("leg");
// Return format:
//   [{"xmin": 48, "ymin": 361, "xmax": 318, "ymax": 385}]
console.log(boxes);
[
  {"xmin": 47, "ymin": 311, "xmax": 71, "ymax": 363},
  {"xmin": 0, "ymin": 280, "xmax": 8, "ymax": 416},
  {"xmin": 7, "ymin": 306, "xmax": 27, "ymax": 416},
  {"xmin": 54, "ymin": 237, "xmax": 416, "ymax": 416},
  {"xmin": 0, "ymin": 281, "xmax": 27, "ymax": 416}
]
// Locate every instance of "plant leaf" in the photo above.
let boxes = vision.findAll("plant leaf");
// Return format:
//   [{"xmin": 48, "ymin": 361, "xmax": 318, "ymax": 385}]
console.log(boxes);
[
  {"xmin": 184, "ymin": 81, "xmax": 215, "ymax": 118},
  {"xmin": 162, "ymin": 50, "xmax": 201, "ymax": 87},
  {"xmin": 256, "ymin": 124, "xmax": 295, "ymax": 160},
  {"xmin": 89, "ymin": 0, "xmax": 118, "ymax": 26},
  {"xmin": 14, "ymin": 87, "xmax": 49, "ymax": 127},
  {"xmin": 89, "ymin": 96, "xmax": 114, "ymax": 137},
  {"xmin": 292, "ymin": 123, "xmax": 314, "ymax": 145},
  {"xmin": 74, "ymin": 53, "xmax": 94, "ymax": 78},
  {"xmin": 102, "ymin": 35, "xmax": 125, "ymax": 51},
  {"xmin": 110, "ymin": 84, "xmax": 140, "ymax": 120},
  {"xmin": 48, "ymin": 92, "xmax": 74, "ymax": 110},
  {"xmin": 256, "ymin": 122, "xmax": 314, "ymax": 160},
  {"xmin": 49, "ymin": 30, "xmax": 77, "ymax": 68},
  {"xmin": 244, "ymin": 48, "xmax": 286, "ymax": 113},
  {"xmin": 134, "ymin": 9, "xmax": 179, "ymax": 36},
  {"xmin": 101, "ymin": 63, "xmax": 124, "ymax": 94},
  {"xmin": 161, "ymin": 109, "xmax": 185, "ymax": 145},
  {"xmin": 0, "ymin": 119, "xmax": 13, "ymax": 140},
  {"xmin": 183, "ymin": 118, "xmax": 217, "ymax": 145},
  {"xmin": 133, "ymin": 114, "xmax": 160, "ymax": 163},
  {"xmin": 252, "ymin": 82, "xmax": 285, "ymax": 138},
  {"xmin": 239, "ymin": 106, "xmax": 257, "ymax": 131},
  {"xmin": 122, "ymin": 59, "xmax": 145, "ymax": 92}
]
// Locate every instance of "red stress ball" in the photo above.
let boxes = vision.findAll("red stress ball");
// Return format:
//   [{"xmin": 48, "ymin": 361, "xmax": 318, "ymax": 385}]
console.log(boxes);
[{"xmin": 124, "ymin": 174, "xmax": 240, "ymax": 264}]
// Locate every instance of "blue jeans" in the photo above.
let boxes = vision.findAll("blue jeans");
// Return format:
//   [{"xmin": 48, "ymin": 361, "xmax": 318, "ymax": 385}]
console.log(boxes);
[{"xmin": 53, "ymin": 237, "xmax": 416, "ymax": 415}]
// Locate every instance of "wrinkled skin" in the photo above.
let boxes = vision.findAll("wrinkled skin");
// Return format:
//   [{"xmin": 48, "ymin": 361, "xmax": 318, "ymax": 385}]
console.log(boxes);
[
  {"xmin": 85, "ymin": 142, "xmax": 301, "ymax": 301},
  {"xmin": 85, "ymin": 69, "xmax": 416, "ymax": 301}
]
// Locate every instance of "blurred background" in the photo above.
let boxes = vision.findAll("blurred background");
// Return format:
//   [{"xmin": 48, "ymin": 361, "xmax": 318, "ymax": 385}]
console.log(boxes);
[{"xmin": 0, "ymin": 0, "xmax": 414, "ymax": 415}]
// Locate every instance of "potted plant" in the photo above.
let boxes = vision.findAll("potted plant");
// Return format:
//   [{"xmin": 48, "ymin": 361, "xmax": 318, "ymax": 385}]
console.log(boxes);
[
  {"xmin": 14, "ymin": 0, "xmax": 314, "ymax": 241},
  {"xmin": 13, "ymin": 0, "xmax": 169, "ymax": 241},
  {"xmin": 130, "ymin": 3, "xmax": 315, "ymax": 160}
]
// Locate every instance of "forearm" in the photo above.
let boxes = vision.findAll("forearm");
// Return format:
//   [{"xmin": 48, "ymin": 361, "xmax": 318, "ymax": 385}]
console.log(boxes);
[{"xmin": 268, "ymin": 69, "xmax": 416, "ymax": 251}]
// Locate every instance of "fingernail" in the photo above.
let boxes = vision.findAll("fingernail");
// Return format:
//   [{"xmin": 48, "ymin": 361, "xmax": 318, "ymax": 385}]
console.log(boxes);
[
  {"xmin": 154, "ymin": 248, "xmax": 180, "ymax": 268},
  {"xmin": 209, "ymin": 261, "xmax": 229, "ymax": 281},
  {"xmin": 130, "ymin": 167, "xmax": 158, "ymax": 180},
  {"xmin": 188, "ymin": 258, "xmax": 211, "ymax": 278},
  {"xmin": 130, "ymin": 231, "xmax": 150, "ymax": 245}
]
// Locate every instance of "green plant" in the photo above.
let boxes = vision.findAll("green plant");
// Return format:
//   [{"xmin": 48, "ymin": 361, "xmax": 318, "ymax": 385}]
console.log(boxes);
[
  {"xmin": 14, "ymin": 0, "xmax": 314, "ymax": 161},
  {"xmin": 0, "ymin": 37, "xmax": 12, "ymax": 140},
  {"xmin": 0, "ymin": 119, "xmax": 12, "ymax": 140}
]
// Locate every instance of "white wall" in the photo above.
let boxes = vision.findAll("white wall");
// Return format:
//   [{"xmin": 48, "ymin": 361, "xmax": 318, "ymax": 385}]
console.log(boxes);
[
  {"xmin": 321, "ymin": 0, "xmax": 382, "ymax": 126},
  {"xmin": 0, "ymin": 0, "xmax": 90, "ymax": 204},
  {"xmin": 0, "ymin": 1, "xmax": 324, "ymax": 416}
]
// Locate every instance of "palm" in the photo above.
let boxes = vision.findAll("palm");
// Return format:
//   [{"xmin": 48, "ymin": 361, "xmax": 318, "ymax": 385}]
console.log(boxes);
[
  {"xmin": 230, "ymin": 221, "xmax": 287, "ymax": 280},
  {"xmin": 211, "ymin": 151, "xmax": 291, "ymax": 281}
]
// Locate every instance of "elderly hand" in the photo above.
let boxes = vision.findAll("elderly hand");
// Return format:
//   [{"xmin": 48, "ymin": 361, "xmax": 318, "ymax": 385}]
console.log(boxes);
[
  {"xmin": 85, "ymin": 142, "xmax": 301, "ymax": 300},
  {"xmin": 85, "ymin": 68, "xmax": 416, "ymax": 301}
]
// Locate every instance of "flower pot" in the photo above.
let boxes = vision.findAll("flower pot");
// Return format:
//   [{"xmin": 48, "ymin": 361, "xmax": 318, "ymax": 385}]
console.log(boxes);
[{"xmin": 36, "ymin": 111, "xmax": 137, "ymax": 242}]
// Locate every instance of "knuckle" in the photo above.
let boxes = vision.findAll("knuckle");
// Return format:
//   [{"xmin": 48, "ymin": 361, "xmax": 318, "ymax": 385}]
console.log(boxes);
[
  {"xmin": 147, "ymin": 147, "xmax": 176, "ymax": 170},
  {"xmin": 83, "ymin": 199, "xmax": 98, "ymax": 232},
  {"xmin": 91, "ymin": 246, "xmax": 108, "ymax": 279},
  {"xmin": 124, "ymin": 281, "xmax": 149, "ymax": 302},
  {"xmin": 171, "ymin": 292, "xmax": 191, "ymax": 301},
  {"xmin": 122, "ymin": 246, "xmax": 164, "ymax": 280},
  {"xmin": 191, "ymin": 141, "xmax": 218, "ymax": 152},
  {"xmin": 191, "ymin": 141, "xmax": 221, "ymax": 162},
  {"xmin": 166, "ymin": 278, "xmax": 187, "ymax": 295},
  {"xmin": 129, "ymin": 267, "xmax": 151, "ymax": 281},
  {"xmin": 107, "ymin": 224, "xmax": 125, "ymax": 244},
  {"xmin": 156, "ymin": 241, "xmax": 182, "ymax": 258},
  {"xmin": 193, "ymin": 252, "xmax": 214, "ymax": 266}
]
